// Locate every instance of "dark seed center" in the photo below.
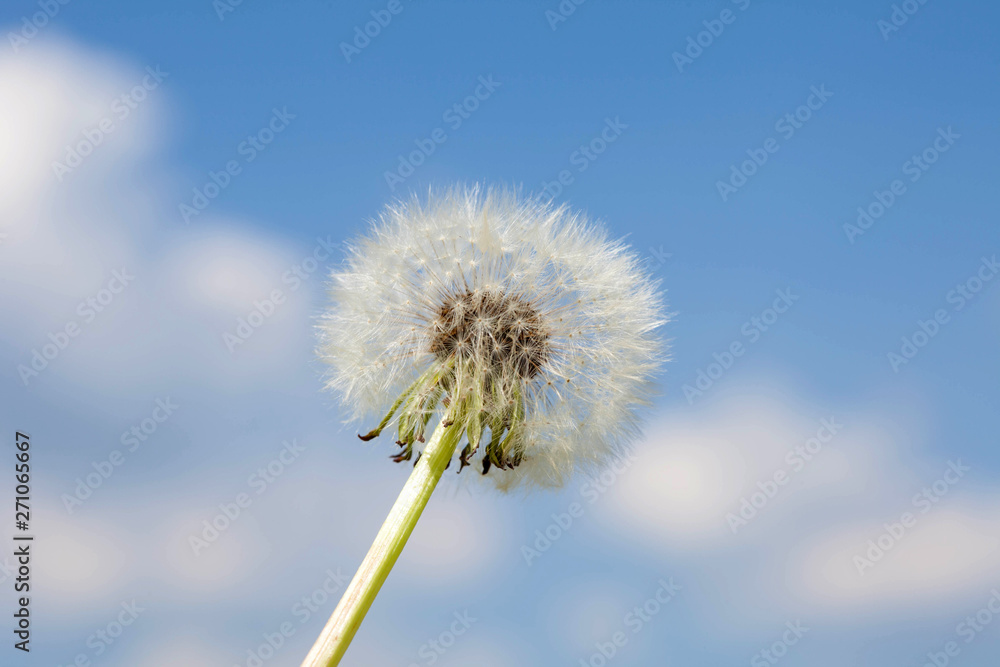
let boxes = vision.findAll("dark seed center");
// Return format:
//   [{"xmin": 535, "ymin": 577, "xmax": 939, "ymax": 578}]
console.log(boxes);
[{"xmin": 429, "ymin": 289, "xmax": 549, "ymax": 379}]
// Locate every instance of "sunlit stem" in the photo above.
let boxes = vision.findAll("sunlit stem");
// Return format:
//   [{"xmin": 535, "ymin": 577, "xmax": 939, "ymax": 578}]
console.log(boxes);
[{"xmin": 299, "ymin": 415, "xmax": 466, "ymax": 667}]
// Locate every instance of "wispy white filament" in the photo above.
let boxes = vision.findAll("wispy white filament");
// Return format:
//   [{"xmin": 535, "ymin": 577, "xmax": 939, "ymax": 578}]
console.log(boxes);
[{"xmin": 319, "ymin": 185, "xmax": 667, "ymax": 490}]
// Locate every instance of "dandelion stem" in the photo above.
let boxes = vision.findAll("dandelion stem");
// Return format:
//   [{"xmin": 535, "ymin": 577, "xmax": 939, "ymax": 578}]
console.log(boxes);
[{"xmin": 300, "ymin": 417, "xmax": 465, "ymax": 667}]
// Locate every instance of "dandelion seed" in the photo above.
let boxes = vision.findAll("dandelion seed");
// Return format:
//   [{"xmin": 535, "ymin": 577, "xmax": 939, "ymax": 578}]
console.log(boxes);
[{"xmin": 319, "ymin": 184, "xmax": 667, "ymax": 489}]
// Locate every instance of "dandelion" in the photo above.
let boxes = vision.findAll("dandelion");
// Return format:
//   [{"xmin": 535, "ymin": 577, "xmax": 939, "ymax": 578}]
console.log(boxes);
[{"xmin": 303, "ymin": 185, "xmax": 666, "ymax": 666}]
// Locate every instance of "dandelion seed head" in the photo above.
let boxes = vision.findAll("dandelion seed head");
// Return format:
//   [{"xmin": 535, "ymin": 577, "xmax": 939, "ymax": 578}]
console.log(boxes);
[{"xmin": 319, "ymin": 184, "xmax": 667, "ymax": 490}]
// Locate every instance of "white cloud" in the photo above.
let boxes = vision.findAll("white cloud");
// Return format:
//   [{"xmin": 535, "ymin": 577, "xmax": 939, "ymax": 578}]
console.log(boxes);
[
  {"xmin": 0, "ymin": 40, "xmax": 158, "ymax": 341},
  {"xmin": 129, "ymin": 637, "xmax": 234, "ymax": 667},
  {"xmin": 796, "ymin": 505, "xmax": 1000, "ymax": 610},
  {"xmin": 400, "ymin": 493, "xmax": 513, "ymax": 584},
  {"xmin": 160, "ymin": 225, "xmax": 297, "ymax": 315},
  {"xmin": 609, "ymin": 431, "xmax": 745, "ymax": 544},
  {"xmin": 35, "ymin": 512, "xmax": 132, "ymax": 603},
  {"xmin": 600, "ymin": 395, "xmax": 829, "ymax": 546},
  {"xmin": 597, "ymin": 390, "xmax": 1000, "ymax": 616},
  {"xmin": 0, "ymin": 40, "xmax": 160, "ymax": 218},
  {"xmin": 537, "ymin": 577, "xmax": 634, "ymax": 654},
  {"xmin": 0, "ymin": 40, "xmax": 314, "ymax": 394},
  {"xmin": 160, "ymin": 510, "xmax": 274, "ymax": 596}
]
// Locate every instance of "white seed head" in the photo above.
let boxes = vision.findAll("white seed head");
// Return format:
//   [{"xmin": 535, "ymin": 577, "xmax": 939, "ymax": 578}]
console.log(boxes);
[{"xmin": 318, "ymin": 184, "xmax": 667, "ymax": 490}]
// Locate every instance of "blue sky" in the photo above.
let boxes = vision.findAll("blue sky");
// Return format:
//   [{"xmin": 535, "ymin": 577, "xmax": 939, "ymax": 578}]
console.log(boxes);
[{"xmin": 2, "ymin": 1, "xmax": 1000, "ymax": 665}]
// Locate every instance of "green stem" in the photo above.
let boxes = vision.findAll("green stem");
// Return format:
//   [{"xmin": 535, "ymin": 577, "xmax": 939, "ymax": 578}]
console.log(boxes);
[{"xmin": 300, "ymin": 417, "xmax": 465, "ymax": 667}]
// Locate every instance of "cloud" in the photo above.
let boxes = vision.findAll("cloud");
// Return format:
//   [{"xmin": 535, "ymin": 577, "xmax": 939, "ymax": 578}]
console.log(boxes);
[
  {"xmin": 600, "ymin": 394, "xmax": 835, "ymax": 546},
  {"xmin": 0, "ymin": 39, "xmax": 161, "ymax": 219},
  {"xmin": 0, "ymin": 41, "xmax": 152, "ymax": 326},
  {"xmin": 596, "ymin": 389, "xmax": 1000, "ymax": 617},
  {"xmin": 796, "ymin": 505, "xmax": 1000, "ymax": 610},
  {"xmin": 608, "ymin": 427, "xmax": 746, "ymax": 544},
  {"xmin": 398, "ymin": 489, "xmax": 516, "ymax": 586},
  {"xmin": 35, "ymin": 510, "xmax": 132, "ymax": 605},
  {"xmin": 161, "ymin": 226, "xmax": 297, "ymax": 315},
  {"xmin": 160, "ymin": 509, "xmax": 275, "ymax": 596},
  {"xmin": 129, "ymin": 637, "xmax": 234, "ymax": 667},
  {"xmin": 536, "ymin": 576, "xmax": 635, "ymax": 654},
  {"xmin": 0, "ymin": 39, "xmax": 315, "ymax": 396}
]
